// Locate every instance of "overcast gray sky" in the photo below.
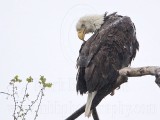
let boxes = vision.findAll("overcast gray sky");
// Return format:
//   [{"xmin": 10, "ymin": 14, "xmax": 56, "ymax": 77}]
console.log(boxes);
[{"xmin": 0, "ymin": 0, "xmax": 160, "ymax": 120}]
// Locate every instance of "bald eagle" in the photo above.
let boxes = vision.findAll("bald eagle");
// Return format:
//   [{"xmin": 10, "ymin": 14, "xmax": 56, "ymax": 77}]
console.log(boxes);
[{"xmin": 76, "ymin": 12, "xmax": 139, "ymax": 117}]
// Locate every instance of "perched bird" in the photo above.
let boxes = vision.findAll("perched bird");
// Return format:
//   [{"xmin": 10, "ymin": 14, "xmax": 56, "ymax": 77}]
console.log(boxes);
[{"xmin": 76, "ymin": 12, "xmax": 139, "ymax": 117}]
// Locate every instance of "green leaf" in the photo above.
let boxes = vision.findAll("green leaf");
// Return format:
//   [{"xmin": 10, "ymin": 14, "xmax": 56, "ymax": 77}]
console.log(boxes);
[
  {"xmin": 40, "ymin": 76, "xmax": 46, "ymax": 84},
  {"xmin": 13, "ymin": 75, "xmax": 22, "ymax": 83},
  {"xmin": 45, "ymin": 83, "xmax": 52, "ymax": 88},
  {"xmin": 14, "ymin": 75, "xmax": 19, "ymax": 80},
  {"xmin": 18, "ymin": 79, "xmax": 22, "ymax": 83},
  {"xmin": 26, "ymin": 76, "xmax": 33, "ymax": 83}
]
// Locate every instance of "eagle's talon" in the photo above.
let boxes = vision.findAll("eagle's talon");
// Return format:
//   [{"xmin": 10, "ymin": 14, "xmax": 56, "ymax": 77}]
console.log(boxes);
[
  {"xmin": 116, "ymin": 86, "xmax": 120, "ymax": 90},
  {"xmin": 110, "ymin": 90, "xmax": 115, "ymax": 96}
]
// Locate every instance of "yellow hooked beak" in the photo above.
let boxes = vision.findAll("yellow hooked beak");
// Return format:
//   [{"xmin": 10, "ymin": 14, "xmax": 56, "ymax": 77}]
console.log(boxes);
[{"xmin": 77, "ymin": 28, "xmax": 86, "ymax": 41}]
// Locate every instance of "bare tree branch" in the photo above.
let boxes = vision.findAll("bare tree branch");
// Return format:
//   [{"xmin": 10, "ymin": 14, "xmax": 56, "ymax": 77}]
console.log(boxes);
[
  {"xmin": 118, "ymin": 66, "xmax": 160, "ymax": 87},
  {"xmin": 12, "ymin": 84, "xmax": 18, "ymax": 120},
  {"xmin": 17, "ymin": 83, "xmax": 29, "ymax": 119},
  {"xmin": 119, "ymin": 66, "xmax": 160, "ymax": 77},
  {"xmin": 65, "ymin": 66, "xmax": 160, "ymax": 120},
  {"xmin": 65, "ymin": 105, "xmax": 85, "ymax": 120},
  {"xmin": 34, "ymin": 88, "xmax": 44, "ymax": 120},
  {"xmin": 92, "ymin": 108, "xmax": 99, "ymax": 120},
  {"xmin": 22, "ymin": 88, "xmax": 44, "ymax": 120}
]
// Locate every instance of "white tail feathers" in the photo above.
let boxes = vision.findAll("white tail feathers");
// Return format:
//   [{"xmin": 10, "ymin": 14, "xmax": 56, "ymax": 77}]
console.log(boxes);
[{"xmin": 85, "ymin": 91, "xmax": 97, "ymax": 117}]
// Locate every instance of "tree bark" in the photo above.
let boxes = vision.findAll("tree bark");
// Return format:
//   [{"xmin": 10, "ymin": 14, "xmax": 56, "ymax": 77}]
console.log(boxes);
[
  {"xmin": 92, "ymin": 108, "xmax": 99, "ymax": 120},
  {"xmin": 118, "ymin": 66, "xmax": 160, "ymax": 87},
  {"xmin": 65, "ymin": 66, "xmax": 160, "ymax": 120},
  {"xmin": 65, "ymin": 105, "xmax": 85, "ymax": 120}
]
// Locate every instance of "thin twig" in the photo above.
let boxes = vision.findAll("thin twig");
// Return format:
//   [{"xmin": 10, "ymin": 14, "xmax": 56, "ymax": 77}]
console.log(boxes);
[
  {"xmin": 34, "ymin": 88, "xmax": 44, "ymax": 120},
  {"xmin": 22, "ymin": 88, "xmax": 44, "ymax": 120},
  {"xmin": 0, "ymin": 92, "xmax": 12, "ymax": 96},
  {"xmin": 17, "ymin": 83, "xmax": 29, "ymax": 118},
  {"xmin": 12, "ymin": 84, "xmax": 17, "ymax": 120},
  {"xmin": 119, "ymin": 66, "xmax": 160, "ymax": 77}
]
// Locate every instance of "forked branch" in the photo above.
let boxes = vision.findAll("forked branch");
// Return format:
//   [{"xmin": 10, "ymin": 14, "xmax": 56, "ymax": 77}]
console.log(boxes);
[{"xmin": 65, "ymin": 66, "xmax": 160, "ymax": 120}]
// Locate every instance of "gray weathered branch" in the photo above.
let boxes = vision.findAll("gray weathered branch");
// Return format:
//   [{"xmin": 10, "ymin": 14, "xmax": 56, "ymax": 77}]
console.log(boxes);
[
  {"xmin": 118, "ymin": 66, "xmax": 160, "ymax": 87},
  {"xmin": 65, "ymin": 66, "xmax": 160, "ymax": 120},
  {"xmin": 119, "ymin": 66, "xmax": 160, "ymax": 76}
]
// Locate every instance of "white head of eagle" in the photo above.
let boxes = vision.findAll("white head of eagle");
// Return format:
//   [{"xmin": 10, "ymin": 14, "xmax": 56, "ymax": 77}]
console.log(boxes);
[{"xmin": 76, "ymin": 14, "xmax": 104, "ymax": 41}]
